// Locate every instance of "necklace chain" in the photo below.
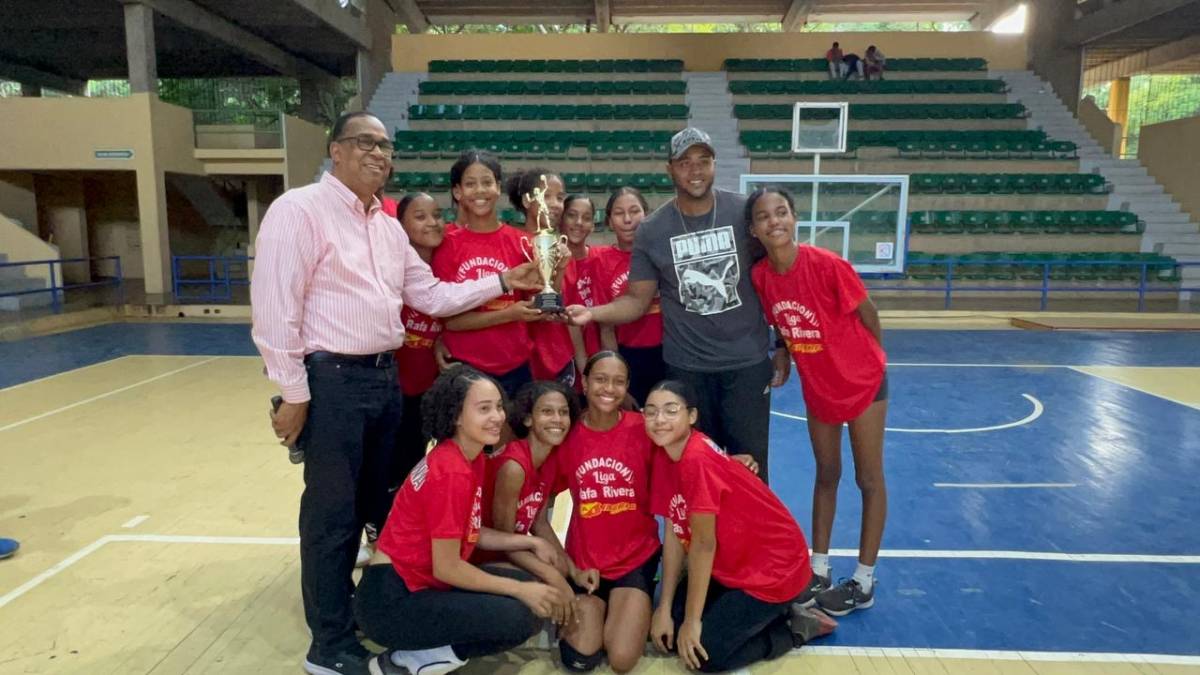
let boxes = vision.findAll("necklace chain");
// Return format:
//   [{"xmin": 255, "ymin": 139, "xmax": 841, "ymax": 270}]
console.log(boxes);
[{"xmin": 675, "ymin": 191, "xmax": 718, "ymax": 234}]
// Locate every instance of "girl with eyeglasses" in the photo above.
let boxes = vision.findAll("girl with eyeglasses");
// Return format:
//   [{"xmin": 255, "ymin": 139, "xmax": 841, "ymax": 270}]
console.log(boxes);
[
  {"xmin": 644, "ymin": 380, "xmax": 832, "ymax": 673},
  {"xmin": 746, "ymin": 186, "xmax": 889, "ymax": 617}
]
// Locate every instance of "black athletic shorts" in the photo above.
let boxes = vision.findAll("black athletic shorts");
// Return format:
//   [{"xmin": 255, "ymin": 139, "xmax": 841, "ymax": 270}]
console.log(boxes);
[
  {"xmin": 570, "ymin": 547, "xmax": 661, "ymax": 604},
  {"xmin": 873, "ymin": 371, "xmax": 889, "ymax": 402}
]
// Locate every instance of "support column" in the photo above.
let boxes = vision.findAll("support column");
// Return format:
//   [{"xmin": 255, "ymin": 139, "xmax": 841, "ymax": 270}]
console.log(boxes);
[
  {"xmin": 245, "ymin": 178, "xmax": 264, "ymax": 276},
  {"xmin": 1108, "ymin": 76, "xmax": 1131, "ymax": 156},
  {"xmin": 124, "ymin": 2, "xmax": 158, "ymax": 94},
  {"xmin": 135, "ymin": 168, "xmax": 172, "ymax": 302},
  {"xmin": 1027, "ymin": 0, "xmax": 1085, "ymax": 113},
  {"xmin": 299, "ymin": 77, "xmax": 323, "ymax": 123}
]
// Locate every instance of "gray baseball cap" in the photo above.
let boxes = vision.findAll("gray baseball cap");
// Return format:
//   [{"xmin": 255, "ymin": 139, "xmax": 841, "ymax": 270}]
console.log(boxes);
[{"xmin": 670, "ymin": 127, "xmax": 716, "ymax": 160}]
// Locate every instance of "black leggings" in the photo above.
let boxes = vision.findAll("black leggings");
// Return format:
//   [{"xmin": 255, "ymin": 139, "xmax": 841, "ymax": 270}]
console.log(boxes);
[
  {"xmin": 354, "ymin": 563, "xmax": 541, "ymax": 659},
  {"xmin": 666, "ymin": 359, "xmax": 774, "ymax": 481},
  {"xmin": 619, "ymin": 344, "xmax": 665, "ymax": 407},
  {"xmin": 671, "ymin": 577, "xmax": 794, "ymax": 673}
]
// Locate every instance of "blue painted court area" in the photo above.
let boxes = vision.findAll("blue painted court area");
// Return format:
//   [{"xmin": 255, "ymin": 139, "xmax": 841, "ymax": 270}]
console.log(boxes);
[{"xmin": 2, "ymin": 322, "xmax": 1199, "ymax": 656}]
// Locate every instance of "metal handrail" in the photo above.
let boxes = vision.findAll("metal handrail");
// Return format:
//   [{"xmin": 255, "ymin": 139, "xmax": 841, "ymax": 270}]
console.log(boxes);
[{"xmin": 0, "ymin": 256, "xmax": 124, "ymax": 313}]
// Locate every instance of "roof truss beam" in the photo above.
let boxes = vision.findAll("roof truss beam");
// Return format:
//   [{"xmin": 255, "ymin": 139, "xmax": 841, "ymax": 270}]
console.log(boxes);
[
  {"xmin": 119, "ymin": 0, "xmax": 337, "ymax": 77},
  {"xmin": 1064, "ymin": 0, "xmax": 1199, "ymax": 46},
  {"xmin": 782, "ymin": 0, "xmax": 814, "ymax": 31}
]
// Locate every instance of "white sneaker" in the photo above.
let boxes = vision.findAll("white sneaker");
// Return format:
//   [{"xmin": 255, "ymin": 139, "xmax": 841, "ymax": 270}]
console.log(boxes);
[
  {"xmin": 356, "ymin": 542, "xmax": 374, "ymax": 568},
  {"xmin": 390, "ymin": 646, "xmax": 466, "ymax": 675}
]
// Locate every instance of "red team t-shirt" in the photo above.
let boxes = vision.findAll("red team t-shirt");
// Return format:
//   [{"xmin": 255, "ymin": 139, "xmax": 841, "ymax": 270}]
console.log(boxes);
[
  {"xmin": 651, "ymin": 431, "xmax": 812, "ymax": 604},
  {"xmin": 553, "ymin": 411, "xmax": 660, "ymax": 579},
  {"xmin": 590, "ymin": 245, "xmax": 663, "ymax": 348},
  {"xmin": 432, "ymin": 224, "xmax": 532, "ymax": 376},
  {"xmin": 378, "ymin": 440, "xmax": 486, "ymax": 592},
  {"xmin": 480, "ymin": 439, "xmax": 555, "ymax": 535},
  {"xmin": 395, "ymin": 305, "xmax": 442, "ymax": 397},
  {"xmin": 564, "ymin": 253, "xmax": 602, "ymax": 355},
  {"xmin": 751, "ymin": 245, "xmax": 886, "ymax": 425}
]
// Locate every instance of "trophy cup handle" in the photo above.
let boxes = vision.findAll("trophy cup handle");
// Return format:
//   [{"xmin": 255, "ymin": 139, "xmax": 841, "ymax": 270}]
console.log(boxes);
[{"xmin": 519, "ymin": 235, "xmax": 534, "ymax": 262}]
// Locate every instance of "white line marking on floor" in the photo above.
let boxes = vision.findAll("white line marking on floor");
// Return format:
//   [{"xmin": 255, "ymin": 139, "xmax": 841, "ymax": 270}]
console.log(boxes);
[
  {"xmin": 0, "ymin": 356, "xmax": 220, "ymax": 433},
  {"xmin": 0, "ymin": 536, "xmax": 110, "ymax": 609},
  {"xmin": 889, "ymin": 362, "xmax": 1071, "ymax": 368},
  {"xmin": 801, "ymin": 646, "xmax": 1200, "ymax": 665},
  {"xmin": 121, "ymin": 515, "xmax": 150, "ymax": 528},
  {"xmin": 1070, "ymin": 367, "xmax": 1200, "ymax": 411},
  {"xmin": 772, "ymin": 393, "xmax": 1043, "ymax": 434},
  {"xmin": 0, "ymin": 355, "xmax": 133, "ymax": 393},
  {"xmin": 826, "ymin": 548, "xmax": 1200, "ymax": 563},
  {"xmin": 0, "ymin": 533, "xmax": 299, "ymax": 610},
  {"xmin": 934, "ymin": 482, "xmax": 1077, "ymax": 489}
]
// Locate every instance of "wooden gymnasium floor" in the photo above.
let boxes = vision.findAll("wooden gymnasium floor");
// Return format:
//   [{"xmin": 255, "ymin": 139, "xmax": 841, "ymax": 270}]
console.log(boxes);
[{"xmin": 1, "ymin": 322, "xmax": 1199, "ymax": 674}]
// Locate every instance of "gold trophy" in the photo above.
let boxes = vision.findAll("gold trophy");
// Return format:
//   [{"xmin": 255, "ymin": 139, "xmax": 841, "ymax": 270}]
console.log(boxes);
[{"xmin": 520, "ymin": 175, "xmax": 568, "ymax": 313}]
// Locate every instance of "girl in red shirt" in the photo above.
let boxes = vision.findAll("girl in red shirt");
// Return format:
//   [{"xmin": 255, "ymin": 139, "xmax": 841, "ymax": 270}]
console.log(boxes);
[
  {"xmin": 561, "ymin": 195, "xmax": 602, "ymax": 377},
  {"xmin": 432, "ymin": 151, "xmax": 541, "ymax": 397},
  {"xmin": 507, "ymin": 169, "xmax": 579, "ymax": 386},
  {"xmin": 475, "ymin": 380, "xmax": 609, "ymax": 663},
  {"xmin": 547, "ymin": 351, "xmax": 660, "ymax": 673},
  {"xmin": 747, "ymin": 187, "xmax": 889, "ymax": 617},
  {"xmin": 355, "ymin": 366, "xmax": 568, "ymax": 675},
  {"xmin": 646, "ymin": 380, "xmax": 833, "ymax": 672},
  {"xmin": 361, "ymin": 192, "xmax": 448, "ymax": 566},
  {"xmin": 590, "ymin": 188, "xmax": 664, "ymax": 405}
]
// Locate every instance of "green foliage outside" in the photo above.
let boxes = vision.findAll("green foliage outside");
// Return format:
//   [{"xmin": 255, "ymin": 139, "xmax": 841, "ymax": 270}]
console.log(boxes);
[
  {"xmin": 1085, "ymin": 74, "xmax": 1200, "ymax": 157},
  {"xmin": 417, "ymin": 21, "xmax": 969, "ymax": 34}
]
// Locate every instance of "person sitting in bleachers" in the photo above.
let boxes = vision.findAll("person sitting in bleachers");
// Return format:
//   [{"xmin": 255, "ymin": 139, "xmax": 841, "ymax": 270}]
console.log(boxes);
[
  {"xmin": 841, "ymin": 52, "xmax": 865, "ymax": 80},
  {"xmin": 864, "ymin": 46, "xmax": 887, "ymax": 80},
  {"xmin": 825, "ymin": 42, "xmax": 845, "ymax": 80}
]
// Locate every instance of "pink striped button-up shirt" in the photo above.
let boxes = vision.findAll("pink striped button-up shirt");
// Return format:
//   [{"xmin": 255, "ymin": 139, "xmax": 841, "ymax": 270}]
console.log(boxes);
[{"xmin": 251, "ymin": 173, "xmax": 502, "ymax": 402}]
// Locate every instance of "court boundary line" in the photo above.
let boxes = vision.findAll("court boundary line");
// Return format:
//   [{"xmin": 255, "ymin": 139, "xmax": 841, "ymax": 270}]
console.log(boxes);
[
  {"xmin": 933, "ymin": 483, "xmax": 1077, "ymax": 489},
  {"xmin": 5, "ymin": 534, "xmax": 1195, "ymax": 611},
  {"xmin": 1070, "ymin": 366, "xmax": 1200, "ymax": 411},
  {"xmin": 800, "ymin": 646, "xmax": 1200, "ymax": 665},
  {"xmin": 0, "ymin": 356, "xmax": 221, "ymax": 433},
  {"xmin": 772, "ymin": 393, "xmax": 1044, "ymax": 434},
  {"xmin": 0, "ymin": 355, "xmax": 134, "ymax": 393},
  {"xmin": 5, "ymin": 534, "xmax": 1198, "ymax": 664}
]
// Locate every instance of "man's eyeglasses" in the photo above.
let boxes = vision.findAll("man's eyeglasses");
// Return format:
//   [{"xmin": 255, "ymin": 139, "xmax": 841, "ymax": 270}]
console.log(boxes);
[{"xmin": 336, "ymin": 134, "xmax": 394, "ymax": 154}]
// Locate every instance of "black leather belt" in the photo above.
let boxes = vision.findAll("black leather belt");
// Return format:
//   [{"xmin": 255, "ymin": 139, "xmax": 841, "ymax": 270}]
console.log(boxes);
[{"xmin": 304, "ymin": 351, "xmax": 396, "ymax": 368}]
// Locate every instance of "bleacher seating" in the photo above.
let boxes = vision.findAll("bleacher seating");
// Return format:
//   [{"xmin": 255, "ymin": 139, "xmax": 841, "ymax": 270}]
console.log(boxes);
[
  {"xmin": 384, "ymin": 57, "xmax": 1179, "ymax": 293},
  {"xmin": 724, "ymin": 57, "xmax": 987, "ymax": 72},
  {"xmin": 735, "ymin": 103, "xmax": 1028, "ymax": 120},
  {"xmin": 409, "ymin": 104, "xmax": 689, "ymax": 121},
  {"xmin": 429, "ymin": 59, "xmax": 683, "ymax": 73},
  {"xmin": 420, "ymin": 80, "xmax": 688, "ymax": 96},
  {"xmin": 728, "ymin": 79, "xmax": 1007, "ymax": 95}
]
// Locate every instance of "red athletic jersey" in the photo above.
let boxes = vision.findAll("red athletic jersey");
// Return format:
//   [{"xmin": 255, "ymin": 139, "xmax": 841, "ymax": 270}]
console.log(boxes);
[
  {"xmin": 590, "ymin": 245, "xmax": 663, "ymax": 348},
  {"xmin": 481, "ymin": 439, "xmax": 555, "ymax": 535},
  {"xmin": 528, "ymin": 320, "xmax": 575, "ymax": 380},
  {"xmin": 552, "ymin": 411, "xmax": 659, "ymax": 578},
  {"xmin": 378, "ymin": 440, "xmax": 485, "ymax": 592},
  {"xmin": 381, "ymin": 196, "xmax": 399, "ymax": 218},
  {"xmin": 751, "ymin": 245, "xmax": 886, "ymax": 424},
  {"xmin": 432, "ymin": 224, "xmax": 532, "ymax": 375},
  {"xmin": 395, "ymin": 305, "xmax": 442, "ymax": 397},
  {"xmin": 651, "ymin": 431, "xmax": 811, "ymax": 603},
  {"xmin": 564, "ymin": 254, "xmax": 602, "ymax": 355}
]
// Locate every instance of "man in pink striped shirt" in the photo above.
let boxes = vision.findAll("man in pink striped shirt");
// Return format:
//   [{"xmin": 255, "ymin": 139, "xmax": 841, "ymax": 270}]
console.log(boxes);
[{"xmin": 251, "ymin": 112, "xmax": 540, "ymax": 675}]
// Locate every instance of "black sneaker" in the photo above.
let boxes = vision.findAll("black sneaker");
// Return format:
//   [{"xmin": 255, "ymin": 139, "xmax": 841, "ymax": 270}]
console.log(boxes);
[
  {"xmin": 816, "ymin": 578, "xmax": 874, "ymax": 617},
  {"xmin": 304, "ymin": 644, "xmax": 370, "ymax": 675},
  {"xmin": 789, "ymin": 604, "xmax": 838, "ymax": 646},
  {"xmin": 794, "ymin": 572, "xmax": 831, "ymax": 608},
  {"xmin": 367, "ymin": 653, "xmax": 406, "ymax": 675}
]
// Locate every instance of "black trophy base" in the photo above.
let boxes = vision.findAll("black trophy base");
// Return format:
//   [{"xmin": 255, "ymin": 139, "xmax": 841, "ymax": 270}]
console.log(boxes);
[{"xmin": 532, "ymin": 291, "xmax": 564, "ymax": 313}]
